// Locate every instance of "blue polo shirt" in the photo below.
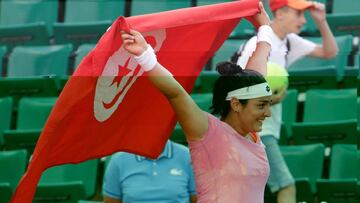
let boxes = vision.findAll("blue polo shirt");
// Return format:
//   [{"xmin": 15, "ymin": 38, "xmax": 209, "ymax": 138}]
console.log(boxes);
[{"xmin": 103, "ymin": 140, "xmax": 196, "ymax": 203}]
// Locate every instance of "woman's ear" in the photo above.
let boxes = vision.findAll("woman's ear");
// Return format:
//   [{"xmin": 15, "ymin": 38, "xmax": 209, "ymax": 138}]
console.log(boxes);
[{"xmin": 230, "ymin": 98, "xmax": 241, "ymax": 113}]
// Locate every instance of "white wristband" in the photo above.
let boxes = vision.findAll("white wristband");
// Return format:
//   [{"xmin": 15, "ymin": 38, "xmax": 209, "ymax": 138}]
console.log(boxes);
[
  {"xmin": 134, "ymin": 45, "xmax": 158, "ymax": 72},
  {"xmin": 257, "ymin": 25, "xmax": 274, "ymax": 47}
]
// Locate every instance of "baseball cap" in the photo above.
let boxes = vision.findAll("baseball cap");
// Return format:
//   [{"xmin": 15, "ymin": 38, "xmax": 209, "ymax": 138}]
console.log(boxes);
[{"xmin": 270, "ymin": 0, "xmax": 313, "ymax": 12}]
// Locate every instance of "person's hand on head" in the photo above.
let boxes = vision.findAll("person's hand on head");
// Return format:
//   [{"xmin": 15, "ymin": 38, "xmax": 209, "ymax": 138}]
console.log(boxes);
[
  {"xmin": 271, "ymin": 87, "xmax": 287, "ymax": 105},
  {"xmin": 310, "ymin": 1, "xmax": 326, "ymax": 23},
  {"xmin": 121, "ymin": 29, "xmax": 148, "ymax": 56},
  {"xmin": 254, "ymin": 2, "xmax": 271, "ymax": 26}
]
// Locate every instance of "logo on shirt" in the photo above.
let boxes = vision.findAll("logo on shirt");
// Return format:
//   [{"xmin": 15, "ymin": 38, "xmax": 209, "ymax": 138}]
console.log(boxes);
[{"xmin": 170, "ymin": 168, "xmax": 183, "ymax": 176}]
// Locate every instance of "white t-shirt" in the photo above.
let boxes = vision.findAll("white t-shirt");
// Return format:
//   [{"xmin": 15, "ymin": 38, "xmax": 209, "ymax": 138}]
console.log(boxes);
[{"xmin": 236, "ymin": 32, "xmax": 316, "ymax": 139}]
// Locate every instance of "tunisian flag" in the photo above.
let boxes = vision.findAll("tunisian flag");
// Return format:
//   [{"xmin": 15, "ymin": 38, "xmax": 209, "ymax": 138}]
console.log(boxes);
[{"xmin": 11, "ymin": 0, "xmax": 259, "ymax": 202}]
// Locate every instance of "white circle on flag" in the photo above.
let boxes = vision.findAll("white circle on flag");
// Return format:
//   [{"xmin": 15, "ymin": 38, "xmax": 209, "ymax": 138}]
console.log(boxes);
[{"xmin": 94, "ymin": 29, "xmax": 166, "ymax": 122}]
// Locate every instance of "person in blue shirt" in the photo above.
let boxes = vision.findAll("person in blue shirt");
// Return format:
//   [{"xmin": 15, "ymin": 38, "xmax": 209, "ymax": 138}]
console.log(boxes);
[{"xmin": 103, "ymin": 140, "xmax": 197, "ymax": 203}]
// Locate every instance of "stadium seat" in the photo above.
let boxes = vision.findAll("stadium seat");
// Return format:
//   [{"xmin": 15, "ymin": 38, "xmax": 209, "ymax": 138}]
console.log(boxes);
[
  {"xmin": 211, "ymin": 39, "xmax": 245, "ymax": 70},
  {"xmin": 74, "ymin": 44, "xmax": 96, "ymax": 68},
  {"xmin": 130, "ymin": 0, "xmax": 192, "ymax": 16},
  {"xmin": 279, "ymin": 89, "xmax": 298, "ymax": 145},
  {"xmin": 34, "ymin": 159, "xmax": 99, "ymax": 202},
  {"xmin": 0, "ymin": 150, "xmax": 28, "ymax": 203},
  {"xmin": 292, "ymin": 89, "xmax": 357, "ymax": 146},
  {"xmin": 53, "ymin": 0, "xmax": 127, "ymax": 46},
  {"xmin": 0, "ymin": 77, "xmax": 60, "ymax": 102},
  {"xmin": 288, "ymin": 35, "xmax": 353, "ymax": 90},
  {"xmin": 280, "ymin": 144, "xmax": 325, "ymax": 203},
  {"xmin": 287, "ymin": 65, "xmax": 338, "ymax": 92},
  {"xmin": 229, "ymin": 20, "xmax": 255, "ymax": 39},
  {"xmin": 3, "ymin": 97, "xmax": 57, "ymax": 153},
  {"xmin": 170, "ymin": 124, "xmax": 187, "ymax": 146},
  {"xmin": 192, "ymin": 70, "xmax": 219, "ymax": 93},
  {"xmin": 326, "ymin": 0, "xmax": 360, "ymax": 36},
  {"xmin": 316, "ymin": 144, "xmax": 358, "ymax": 203},
  {"xmin": 7, "ymin": 44, "xmax": 73, "ymax": 77},
  {"xmin": 0, "ymin": 0, "xmax": 58, "ymax": 48},
  {"xmin": 0, "ymin": 46, "xmax": 7, "ymax": 75},
  {"xmin": 0, "ymin": 97, "xmax": 13, "ymax": 147},
  {"xmin": 191, "ymin": 93, "xmax": 213, "ymax": 112}
]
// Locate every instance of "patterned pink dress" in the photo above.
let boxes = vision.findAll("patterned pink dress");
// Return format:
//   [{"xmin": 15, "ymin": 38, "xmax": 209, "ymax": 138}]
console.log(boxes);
[{"xmin": 188, "ymin": 114, "xmax": 269, "ymax": 203}]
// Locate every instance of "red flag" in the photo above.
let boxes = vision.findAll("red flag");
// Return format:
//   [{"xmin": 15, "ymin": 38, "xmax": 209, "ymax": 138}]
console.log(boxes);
[{"xmin": 11, "ymin": 0, "xmax": 259, "ymax": 202}]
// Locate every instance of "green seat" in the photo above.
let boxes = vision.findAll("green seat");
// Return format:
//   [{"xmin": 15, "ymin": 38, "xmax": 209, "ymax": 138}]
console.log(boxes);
[
  {"xmin": 230, "ymin": 19, "xmax": 255, "ymax": 39},
  {"xmin": 288, "ymin": 65, "xmax": 338, "ymax": 92},
  {"xmin": 3, "ymin": 97, "xmax": 57, "ymax": 153},
  {"xmin": 0, "ymin": 150, "xmax": 28, "ymax": 203},
  {"xmin": 35, "ymin": 159, "xmax": 99, "ymax": 203},
  {"xmin": 191, "ymin": 93, "xmax": 213, "ymax": 112},
  {"xmin": 327, "ymin": 0, "xmax": 360, "ymax": 35},
  {"xmin": 303, "ymin": 89, "xmax": 357, "ymax": 122},
  {"xmin": 289, "ymin": 35, "xmax": 353, "ymax": 86},
  {"xmin": 279, "ymin": 89, "xmax": 298, "ymax": 145},
  {"xmin": 74, "ymin": 44, "xmax": 96, "ymax": 68},
  {"xmin": 0, "ymin": 77, "xmax": 60, "ymax": 101},
  {"xmin": 131, "ymin": 0, "xmax": 192, "ymax": 16},
  {"xmin": 342, "ymin": 66, "xmax": 358, "ymax": 88},
  {"xmin": 212, "ymin": 39, "xmax": 244, "ymax": 70},
  {"xmin": 317, "ymin": 144, "xmax": 358, "ymax": 203},
  {"xmin": 292, "ymin": 89, "xmax": 357, "ymax": 146},
  {"xmin": 0, "ymin": 46, "xmax": 7, "ymax": 75},
  {"xmin": 0, "ymin": 97, "xmax": 13, "ymax": 147},
  {"xmin": 170, "ymin": 124, "xmax": 187, "ymax": 146},
  {"xmin": 0, "ymin": 0, "xmax": 58, "ymax": 48},
  {"xmin": 192, "ymin": 70, "xmax": 219, "ymax": 93},
  {"xmin": 53, "ymin": 0, "xmax": 126, "ymax": 46},
  {"xmin": 7, "ymin": 44, "xmax": 73, "ymax": 77},
  {"xmin": 280, "ymin": 144, "xmax": 325, "ymax": 203}
]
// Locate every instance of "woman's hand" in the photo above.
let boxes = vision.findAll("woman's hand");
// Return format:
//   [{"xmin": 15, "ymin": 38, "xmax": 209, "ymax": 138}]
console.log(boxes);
[
  {"xmin": 254, "ymin": 2, "xmax": 271, "ymax": 26},
  {"xmin": 120, "ymin": 29, "xmax": 148, "ymax": 56}
]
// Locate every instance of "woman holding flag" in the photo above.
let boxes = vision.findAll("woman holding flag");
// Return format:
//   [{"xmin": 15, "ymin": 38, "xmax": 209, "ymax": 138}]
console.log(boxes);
[{"xmin": 121, "ymin": 2, "xmax": 273, "ymax": 202}]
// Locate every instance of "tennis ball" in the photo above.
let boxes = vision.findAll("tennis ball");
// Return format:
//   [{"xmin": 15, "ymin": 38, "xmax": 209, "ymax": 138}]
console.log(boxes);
[{"xmin": 265, "ymin": 62, "xmax": 289, "ymax": 94}]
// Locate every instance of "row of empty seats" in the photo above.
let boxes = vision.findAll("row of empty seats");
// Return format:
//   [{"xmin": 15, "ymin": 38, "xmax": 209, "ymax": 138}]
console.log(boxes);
[{"xmin": 1, "ymin": 0, "xmax": 360, "ymax": 50}]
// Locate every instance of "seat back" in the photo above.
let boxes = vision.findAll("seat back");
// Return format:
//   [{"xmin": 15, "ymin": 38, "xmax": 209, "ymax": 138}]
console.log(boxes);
[
  {"xmin": 212, "ymin": 39, "xmax": 244, "ymax": 70},
  {"xmin": 38, "ymin": 159, "xmax": 99, "ymax": 198},
  {"xmin": 329, "ymin": 144, "xmax": 358, "ymax": 179},
  {"xmin": 7, "ymin": 44, "xmax": 73, "ymax": 77},
  {"xmin": 64, "ymin": 0, "xmax": 126, "ymax": 22},
  {"xmin": 332, "ymin": 0, "xmax": 360, "ymax": 13},
  {"xmin": 0, "ymin": 0, "xmax": 58, "ymax": 29},
  {"xmin": 289, "ymin": 35, "xmax": 353, "ymax": 80},
  {"xmin": 74, "ymin": 44, "xmax": 96, "ymax": 68},
  {"xmin": 0, "ymin": 97, "xmax": 13, "ymax": 145},
  {"xmin": 303, "ymin": 89, "xmax": 357, "ymax": 122},
  {"xmin": 191, "ymin": 93, "xmax": 213, "ymax": 112},
  {"xmin": 131, "ymin": 0, "xmax": 192, "ymax": 16},
  {"xmin": 280, "ymin": 143, "xmax": 325, "ymax": 192},
  {"xmin": 16, "ymin": 97, "xmax": 57, "ymax": 129},
  {"xmin": 0, "ymin": 150, "xmax": 27, "ymax": 190},
  {"xmin": 280, "ymin": 89, "xmax": 298, "ymax": 141}
]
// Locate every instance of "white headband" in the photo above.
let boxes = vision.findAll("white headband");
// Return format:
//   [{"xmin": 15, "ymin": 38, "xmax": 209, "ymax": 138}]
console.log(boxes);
[{"xmin": 225, "ymin": 82, "xmax": 272, "ymax": 100}]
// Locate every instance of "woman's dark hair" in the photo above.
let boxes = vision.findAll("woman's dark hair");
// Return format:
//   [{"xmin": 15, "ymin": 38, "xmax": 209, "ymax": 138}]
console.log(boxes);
[{"xmin": 211, "ymin": 61, "xmax": 266, "ymax": 118}]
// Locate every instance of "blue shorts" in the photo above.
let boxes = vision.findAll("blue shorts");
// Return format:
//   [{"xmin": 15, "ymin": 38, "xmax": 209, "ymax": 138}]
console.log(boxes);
[{"xmin": 261, "ymin": 135, "xmax": 295, "ymax": 193}]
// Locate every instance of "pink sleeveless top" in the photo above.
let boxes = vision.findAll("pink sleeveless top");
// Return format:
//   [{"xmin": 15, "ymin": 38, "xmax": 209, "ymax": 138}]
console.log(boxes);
[{"xmin": 188, "ymin": 114, "xmax": 269, "ymax": 203}]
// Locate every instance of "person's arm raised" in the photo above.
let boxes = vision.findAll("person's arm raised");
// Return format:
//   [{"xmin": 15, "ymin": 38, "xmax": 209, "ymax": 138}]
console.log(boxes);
[
  {"xmin": 121, "ymin": 30, "xmax": 208, "ymax": 141},
  {"xmin": 245, "ymin": 2, "xmax": 272, "ymax": 75}
]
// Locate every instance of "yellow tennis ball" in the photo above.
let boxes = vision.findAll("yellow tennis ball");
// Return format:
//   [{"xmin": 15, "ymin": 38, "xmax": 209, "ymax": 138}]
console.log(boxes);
[{"xmin": 265, "ymin": 62, "xmax": 289, "ymax": 94}]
